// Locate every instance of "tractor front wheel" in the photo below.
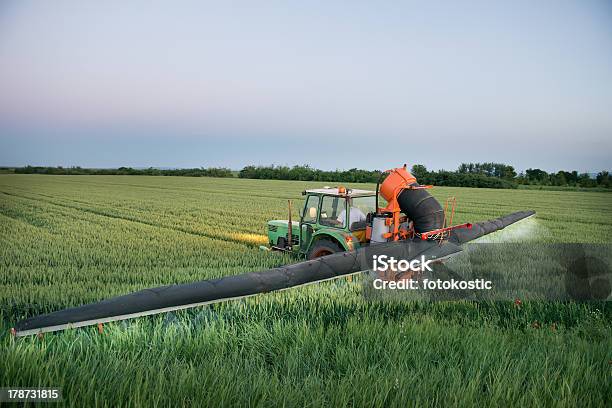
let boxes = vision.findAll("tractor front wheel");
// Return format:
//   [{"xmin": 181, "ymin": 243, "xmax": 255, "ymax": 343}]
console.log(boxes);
[{"xmin": 307, "ymin": 239, "xmax": 342, "ymax": 260}]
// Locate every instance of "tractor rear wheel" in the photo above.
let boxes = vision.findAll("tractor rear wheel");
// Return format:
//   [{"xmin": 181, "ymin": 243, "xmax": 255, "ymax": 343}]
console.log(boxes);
[{"xmin": 307, "ymin": 239, "xmax": 342, "ymax": 260}]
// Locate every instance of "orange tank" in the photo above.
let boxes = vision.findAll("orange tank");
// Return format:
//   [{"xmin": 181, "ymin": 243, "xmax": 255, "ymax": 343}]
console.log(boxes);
[{"xmin": 379, "ymin": 166, "xmax": 417, "ymax": 202}]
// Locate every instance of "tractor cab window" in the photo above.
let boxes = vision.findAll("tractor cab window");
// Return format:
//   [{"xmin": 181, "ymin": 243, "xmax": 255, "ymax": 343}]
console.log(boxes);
[
  {"xmin": 319, "ymin": 196, "xmax": 346, "ymax": 228},
  {"xmin": 352, "ymin": 196, "xmax": 376, "ymax": 217},
  {"xmin": 345, "ymin": 196, "xmax": 373, "ymax": 231},
  {"xmin": 302, "ymin": 195, "xmax": 320, "ymax": 223}
]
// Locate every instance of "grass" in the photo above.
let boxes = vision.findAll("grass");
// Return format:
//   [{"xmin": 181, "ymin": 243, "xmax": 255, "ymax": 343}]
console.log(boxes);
[
  {"xmin": 517, "ymin": 184, "xmax": 611, "ymax": 192},
  {"xmin": 0, "ymin": 175, "xmax": 610, "ymax": 407}
]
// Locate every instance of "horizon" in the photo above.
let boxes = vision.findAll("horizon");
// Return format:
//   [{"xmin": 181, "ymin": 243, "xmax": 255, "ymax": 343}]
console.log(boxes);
[
  {"xmin": 3, "ymin": 163, "xmax": 609, "ymax": 175},
  {"xmin": 1, "ymin": 1, "xmax": 611, "ymax": 173}
]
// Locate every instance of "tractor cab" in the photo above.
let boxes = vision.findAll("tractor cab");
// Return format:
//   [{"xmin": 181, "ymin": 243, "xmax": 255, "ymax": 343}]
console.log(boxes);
[{"xmin": 266, "ymin": 187, "xmax": 377, "ymax": 259}]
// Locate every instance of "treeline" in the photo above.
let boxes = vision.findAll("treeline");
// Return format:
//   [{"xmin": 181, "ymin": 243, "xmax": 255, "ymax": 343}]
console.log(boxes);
[
  {"xmin": 419, "ymin": 163, "xmax": 609, "ymax": 188},
  {"xmin": 14, "ymin": 166, "xmax": 233, "ymax": 177},
  {"xmin": 518, "ymin": 168, "xmax": 609, "ymax": 188},
  {"xmin": 412, "ymin": 164, "xmax": 517, "ymax": 189},
  {"xmin": 238, "ymin": 164, "xmax": 516, "ymax": 188},
  {"xmin": 238, "ymin": 164, "xmax": 610, "ymax": 189},
  {"xmin": 8, "ymin": 164, "xmax": 610, "ymax": 189},
  {"xmin": 455, "ymin": 162, "xmax": 610, "ymax": 188},
  {"xmin": 238, "ymin": 165, "xmax": 380, "ymax": 183}
]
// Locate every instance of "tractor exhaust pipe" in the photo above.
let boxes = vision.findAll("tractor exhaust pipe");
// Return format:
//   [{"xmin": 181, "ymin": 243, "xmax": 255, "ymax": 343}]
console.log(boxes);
[{"xmin": 287, "ymin": 200, "xmax": 293, "ymax": 251}]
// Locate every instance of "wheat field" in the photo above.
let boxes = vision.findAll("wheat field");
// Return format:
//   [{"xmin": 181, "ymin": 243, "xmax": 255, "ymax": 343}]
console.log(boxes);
[{"xmin": 1, "ymin": 175, "xmax": 610, "ymax": 407}]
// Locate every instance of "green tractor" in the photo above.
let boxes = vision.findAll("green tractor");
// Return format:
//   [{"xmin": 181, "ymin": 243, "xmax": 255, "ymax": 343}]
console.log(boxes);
[{"xmin": 265, "ymin": 187, "xmax": 378, "ymax": 260}]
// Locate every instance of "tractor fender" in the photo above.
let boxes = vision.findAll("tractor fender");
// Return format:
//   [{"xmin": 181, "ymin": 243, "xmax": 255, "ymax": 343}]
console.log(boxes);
[{"xmin": 310, "ymin": 230, "xmax": 356, "ymax": 252}]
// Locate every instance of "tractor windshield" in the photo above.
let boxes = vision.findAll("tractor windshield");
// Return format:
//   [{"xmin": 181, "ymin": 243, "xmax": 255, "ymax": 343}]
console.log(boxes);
[{"xmin": 319, "ymin": 196, "xmax": 346, "ymax": 228}]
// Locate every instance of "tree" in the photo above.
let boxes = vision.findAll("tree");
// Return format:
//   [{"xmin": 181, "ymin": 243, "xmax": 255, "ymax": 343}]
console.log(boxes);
[
  {"xmin": 411, "ymin": 164, "xmax": 428, "ymax": 181},
  {"xmin": 498, "ymin": 164, "xmax": 517, "ymax": 180},
  {"xmin": 525, "ymin": 168, "xmax": 548, "ymax": 184},
  {"xmin": 596, "ymin": 171, "xmax": 610, "ymax": 187},
  {"xmin": 577, "ymin": 173, "xmax": 595, "ymax": 187}
]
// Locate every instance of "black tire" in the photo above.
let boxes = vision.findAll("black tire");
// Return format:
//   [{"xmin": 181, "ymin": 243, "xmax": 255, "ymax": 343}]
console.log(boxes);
[{"xmin": 307, "ymin": 239, "xmax": 343, "ymax": 260}]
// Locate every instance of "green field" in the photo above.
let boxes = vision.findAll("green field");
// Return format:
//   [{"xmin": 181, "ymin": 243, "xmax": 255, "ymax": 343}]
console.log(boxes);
[{"xmin": 1, "ymin": 175, "xmax": 611, "ymax": 407}]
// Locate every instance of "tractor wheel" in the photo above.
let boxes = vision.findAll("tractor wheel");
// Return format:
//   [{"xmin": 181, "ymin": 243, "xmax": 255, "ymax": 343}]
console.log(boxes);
[{"xmin": 307, "ymin": 239, "xmax": 343, "ymax": 260}]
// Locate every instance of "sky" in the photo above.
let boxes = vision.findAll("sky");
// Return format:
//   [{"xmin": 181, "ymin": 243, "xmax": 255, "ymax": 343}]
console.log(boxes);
[{"xmin": 0, "ymin": 0, "xmax": 611, "ymax": 172}]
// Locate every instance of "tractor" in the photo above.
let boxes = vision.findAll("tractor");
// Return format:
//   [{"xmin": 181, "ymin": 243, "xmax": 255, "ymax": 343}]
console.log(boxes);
[
  {"xmin": 265, "ymin": 165, "xmax": 472, "ymax": 260},
  {"xmin": 266, "ymin": 187, "xmax": 377, "ymax": 259}
]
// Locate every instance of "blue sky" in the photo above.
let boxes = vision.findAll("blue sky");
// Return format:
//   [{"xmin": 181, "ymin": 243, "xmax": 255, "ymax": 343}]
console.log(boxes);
[{"xmin": 0, "ymin": 0, "xmax": 610, "ymax": 172}]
